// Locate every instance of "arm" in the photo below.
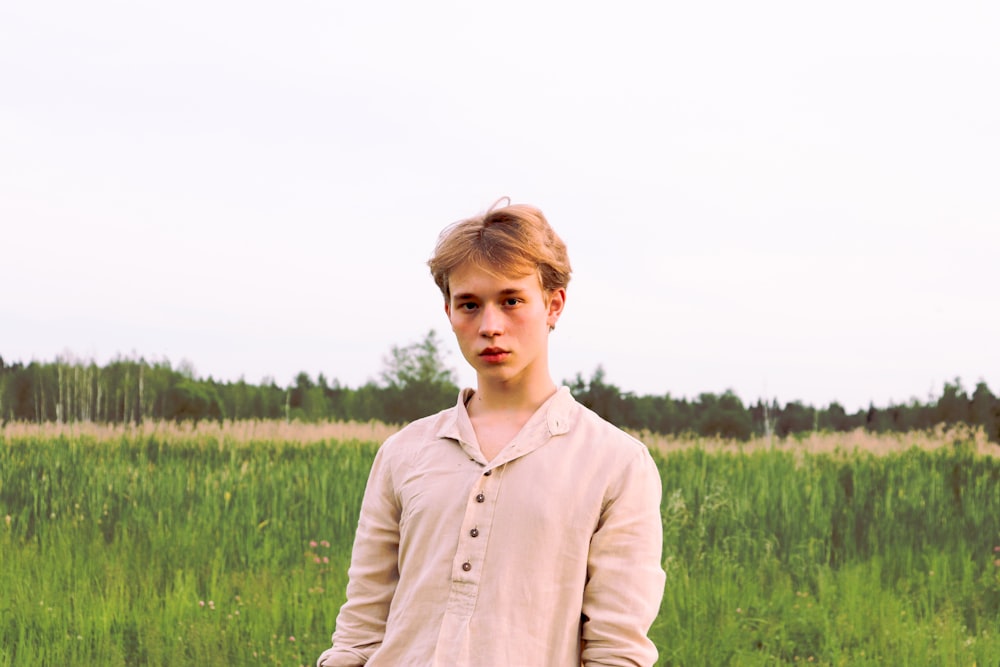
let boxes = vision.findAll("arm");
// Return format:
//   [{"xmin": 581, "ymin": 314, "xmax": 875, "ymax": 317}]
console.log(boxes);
[
  {"xmin": 317, "ymin": 445, "xmax": 401, "ymax": 667},
  {"xmin": 581, "ymin": 448, "xmax": 665, "ymax": 667}
]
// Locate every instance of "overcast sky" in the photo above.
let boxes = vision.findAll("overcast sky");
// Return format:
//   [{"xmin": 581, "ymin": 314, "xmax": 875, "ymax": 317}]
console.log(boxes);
[{"xmin": 2, "ymin": 0, "xmax": 997, "ymax": 412}]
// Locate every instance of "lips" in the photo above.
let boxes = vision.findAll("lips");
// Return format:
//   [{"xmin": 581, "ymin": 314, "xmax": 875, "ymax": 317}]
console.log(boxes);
[{"xmin": 479, "ymin": 347, "xmax": 510, "ymax": 363}]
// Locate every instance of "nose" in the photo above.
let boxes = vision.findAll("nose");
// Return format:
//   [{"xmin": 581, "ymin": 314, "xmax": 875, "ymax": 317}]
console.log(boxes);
[{"xmin": 479, "ymin": 303, "xmax": 503, "ymax": 337}]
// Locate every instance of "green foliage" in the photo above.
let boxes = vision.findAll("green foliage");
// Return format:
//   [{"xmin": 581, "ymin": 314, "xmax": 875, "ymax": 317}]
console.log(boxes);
[
  {"xmin": 2, "ymin": 431, "xmax": 999, "ymax": 665},
  {"xmin": 0, "ymin": 333, "xmax": 462, "ymax": 428},
  {"xmin": 379, "ymin": 330, "xmax": 456, "ymax": 389},
  {"xmin": 653, "ymin": 443, "xmax": 1000, "ymax": 665},
  {"xmin": 1, "ymin": 349, "xmax": 998, "ymax": 441},
  {"xmin": 377, "ymin": 330, "xmax": 459, "ymax": 423},
  {"xmin": 165, "ymin": 379, "xmax": 225, "ymax": 424},
  {"xmin": 937, "ymin": 378, "xmax": 971, "ymax": 425},
  {"xmin": 0, "ymin": 432, "xmax": 375, "ymax": 666},
  {"xmin": 567, "ymin": 366, "xmax": 633, "ymax": 427},
  {"xmin": 696, "ymin": 390, "xmax": 752, "ymax": 439},
  {"xmin": 971, "ymin": 381, "xmax": 1000, "ymax": 442}
]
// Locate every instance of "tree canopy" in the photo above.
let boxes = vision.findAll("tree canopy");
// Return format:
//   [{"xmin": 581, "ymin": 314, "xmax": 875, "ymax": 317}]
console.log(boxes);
[{"xmin": 1, "ymin": 345, "xmax": 997, "ymax": 443}]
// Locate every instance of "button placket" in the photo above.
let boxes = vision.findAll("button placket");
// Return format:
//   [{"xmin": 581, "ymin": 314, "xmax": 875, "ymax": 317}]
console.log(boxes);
[{"xmin": 453, "ymin": 464, "xmax": 501, "ymax": 582}]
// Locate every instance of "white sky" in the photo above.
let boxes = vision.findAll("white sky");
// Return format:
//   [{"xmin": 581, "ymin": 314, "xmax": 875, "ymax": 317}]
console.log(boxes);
[{"xmin": 2, "ymin": 0, "xmax": 997, "ymax": 412}]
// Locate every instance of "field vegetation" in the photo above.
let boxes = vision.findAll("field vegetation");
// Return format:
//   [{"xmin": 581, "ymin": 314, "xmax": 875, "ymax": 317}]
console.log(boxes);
[{"xmin": 2, "ymin": 421, "xmax": 999, "ymax": 666}]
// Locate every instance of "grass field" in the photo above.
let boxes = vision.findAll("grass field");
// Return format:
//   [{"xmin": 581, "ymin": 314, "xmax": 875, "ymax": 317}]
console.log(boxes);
[{"xmin": 2, "ymin": 421, "xmax": 999, "ymax": 666}]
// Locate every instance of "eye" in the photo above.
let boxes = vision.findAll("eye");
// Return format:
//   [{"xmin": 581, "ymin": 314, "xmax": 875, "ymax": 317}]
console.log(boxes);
[
  {"xmin": 504, "ymin": 297, "xmax": 521, "ymax": 307},
  {"xmin": 458, "ymin": 302, "xmax": 478, "ymax": 312}
]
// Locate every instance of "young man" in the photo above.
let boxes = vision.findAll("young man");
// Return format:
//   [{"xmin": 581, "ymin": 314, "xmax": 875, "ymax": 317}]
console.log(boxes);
[{"xmin": 317, "ymin": 201, "xmax": 665, "ymax": 667}]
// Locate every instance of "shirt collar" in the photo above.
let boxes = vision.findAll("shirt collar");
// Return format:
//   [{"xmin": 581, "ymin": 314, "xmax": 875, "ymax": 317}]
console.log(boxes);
[{"xmin": 436, "ymin": 386, "xmax": 576, "ymax": 464}]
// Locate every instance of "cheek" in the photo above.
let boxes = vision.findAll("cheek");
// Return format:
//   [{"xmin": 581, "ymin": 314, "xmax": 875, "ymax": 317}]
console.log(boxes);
[{"xmin": 449, "ymin": 316, "xmax": 473, "ymax": 335}]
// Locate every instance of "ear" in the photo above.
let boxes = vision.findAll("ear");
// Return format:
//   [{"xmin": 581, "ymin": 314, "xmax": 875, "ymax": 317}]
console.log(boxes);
[
  {"xmin": 444, "ymin": 299, "xmax": 452, "ymax": 319},
  {"xmin": 546, "ymin": 288, "xmax": 566, "ymax": 329}
]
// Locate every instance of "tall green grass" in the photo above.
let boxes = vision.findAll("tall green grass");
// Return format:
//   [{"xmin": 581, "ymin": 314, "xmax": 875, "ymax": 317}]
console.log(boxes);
[
  {"xmin": 2, "ymin": 429, "xmax": 999, "ymax": 665},
  {"xmin": 655, "ymin": 443, "xmax": 1000, "ymax": 666},
  {"xmin": 0, "ymin": 433, "xmax": 373, "ymax": 666}
]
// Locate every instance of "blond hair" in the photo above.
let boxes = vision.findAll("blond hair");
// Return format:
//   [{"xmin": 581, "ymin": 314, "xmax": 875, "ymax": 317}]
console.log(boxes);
[{"xmin": 428, "ymin": 199, "xmax": 572, "ymax": 300}]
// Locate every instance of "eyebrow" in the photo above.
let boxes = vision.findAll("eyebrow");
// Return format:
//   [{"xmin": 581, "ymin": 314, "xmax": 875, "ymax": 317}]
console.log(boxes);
[{"xmin": 452, "ymin": 288, "xmax": 526, "ymax": 301}]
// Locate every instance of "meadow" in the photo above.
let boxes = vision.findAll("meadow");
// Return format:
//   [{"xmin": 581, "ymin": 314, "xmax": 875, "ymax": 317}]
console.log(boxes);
[{"xmin": 1, "ymin": 421, "xmax": 999, "ymax": 666}]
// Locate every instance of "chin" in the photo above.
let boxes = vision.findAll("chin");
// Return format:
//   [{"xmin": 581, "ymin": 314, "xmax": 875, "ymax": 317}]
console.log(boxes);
[{"xmin": 476, "ymin": 364, "xmax": 515, "ymax": 381}]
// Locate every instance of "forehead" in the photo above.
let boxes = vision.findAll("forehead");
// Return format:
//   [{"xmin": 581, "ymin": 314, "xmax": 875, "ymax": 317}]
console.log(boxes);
[{"xmin": 447, "ymin": 261, "xmax": 542, "ymax": 298}]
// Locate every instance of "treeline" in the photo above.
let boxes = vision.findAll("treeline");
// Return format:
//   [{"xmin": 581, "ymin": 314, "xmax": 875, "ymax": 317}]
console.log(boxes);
[
  {"xmin": 0, "ymin": 332, "xmax": 459, "ymax": 427},
  {"xmin": 2, "ymin": 333, "xmax": 998, "ymax": 442},
  {"xmin": 568, "ymin": 367, "xmax": 1000, "ymax": 443}
]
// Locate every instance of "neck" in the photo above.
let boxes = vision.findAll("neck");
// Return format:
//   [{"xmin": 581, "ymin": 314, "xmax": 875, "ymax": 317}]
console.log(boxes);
[{"xmin": 470, "ymin": 374, "xmax": 558, "ymax": 416}]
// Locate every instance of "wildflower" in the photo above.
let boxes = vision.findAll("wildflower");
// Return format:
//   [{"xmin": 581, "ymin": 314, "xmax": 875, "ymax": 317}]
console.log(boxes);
[
  {"xmin": 994, "ymin": 559, "xmax": 1000, "ymax": 568},
  {"xmin": 321, "ymin": 540, "xmax": 330, "ymax": 548},
  {"xmin": 315, "ymin": 557, "xmax": 322, "ymax": 564},
  {"xmin": 289, "ymin": 636, "xmax": 296, "ymax": 642},
  {"xmin": 310, "ymin": 540, "xmax": 318, "ymax": 548},
  {"xmin": 4, "ymin": 515, "xmax": 11, "ymax": 527},
  {"xmin": 199, "ymin": 601, "xmax": 205, "ymax": 607},
  {"xmin": 994, "ymin": 546, "xmax": 1000, "ymax": 553}
]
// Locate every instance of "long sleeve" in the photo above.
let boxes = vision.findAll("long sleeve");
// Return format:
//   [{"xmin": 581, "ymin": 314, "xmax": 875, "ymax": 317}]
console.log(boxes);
[
  {"xmin": 580, "ymin": 447, "xmax": 665, "ymax": 667},
  {"xmin": 317, "ymin": 444, "xmax": 401, "ymax": 667}
]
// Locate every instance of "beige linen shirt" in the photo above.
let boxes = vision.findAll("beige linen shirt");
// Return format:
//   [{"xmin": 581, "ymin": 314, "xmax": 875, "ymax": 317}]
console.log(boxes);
[{"xmin": 317, "ymin": 387, "xmax": 665, "ymax": 667}]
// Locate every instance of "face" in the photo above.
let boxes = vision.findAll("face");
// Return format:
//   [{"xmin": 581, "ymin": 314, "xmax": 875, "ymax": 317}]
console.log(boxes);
[{"xmin": 445, "ymin": 261, "xmax": 565, "ymax": 391}]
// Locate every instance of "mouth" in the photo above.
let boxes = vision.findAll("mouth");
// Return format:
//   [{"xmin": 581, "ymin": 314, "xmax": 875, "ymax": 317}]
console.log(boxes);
[{"xmin": 479, "ymin": 347, "xmax": 510, "ymax": 363}]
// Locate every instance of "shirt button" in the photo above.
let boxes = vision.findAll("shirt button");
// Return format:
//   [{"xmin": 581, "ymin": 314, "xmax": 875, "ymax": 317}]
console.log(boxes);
[
  {"xmin": 475, "ymin": 493, "xmax": 485, "ymax": 503},
  {"xmin": 462, "ymin": 562, "xmax": 472, "ymax": 572},
  {"xmin": 470, "ymin": 528, "xmax": 479, "ymax": 537}
]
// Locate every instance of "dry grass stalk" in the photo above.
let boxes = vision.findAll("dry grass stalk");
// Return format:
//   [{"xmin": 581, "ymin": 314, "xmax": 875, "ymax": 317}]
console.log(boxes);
[
  {"xmin": 3, "ymin": 420, "xmax": 995, "ymax": 458},
  {"xmin": 0, "ymin": 419, "xmax": 401, "ymax": 445},
  {"xmin": 638, "ymin": 423, "xmax": 997, "ymax": 458}
]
